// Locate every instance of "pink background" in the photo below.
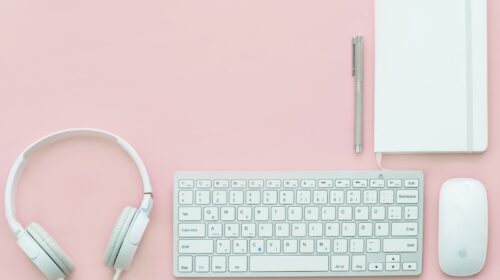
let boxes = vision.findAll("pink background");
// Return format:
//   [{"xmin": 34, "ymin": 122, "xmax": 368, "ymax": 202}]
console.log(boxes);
[{"xmin": 0, "ymin": 0, "xmax": 498, "ymax": 279}]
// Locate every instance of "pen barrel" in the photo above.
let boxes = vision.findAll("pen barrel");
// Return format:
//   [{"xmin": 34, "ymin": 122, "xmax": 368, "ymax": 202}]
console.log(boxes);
[{"xmin": 354, "ymin": 80, "xmax": 363, "ymax": 152}]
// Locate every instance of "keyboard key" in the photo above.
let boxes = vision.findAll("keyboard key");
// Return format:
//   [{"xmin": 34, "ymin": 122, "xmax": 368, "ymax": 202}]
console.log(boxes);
[
  {"xmin": 358, "ymin": 223, "xmax": 372, "ymax": 236},
  {"xmin": 353, "ymin": 180, "xmax": 368, "ymax": 188},
  {"xmin": 258, "ymin": 223, "xmax": 273, "ymax": 237},
  {"xmin": 250, "ymin": 256, "xmax": 329, "ymax": 272},
  {"xmin": 371, "ymin": 206, "xmax": 386, "ymax": 220},
  {"xmin": 224, "ymin": 224, "xmax": 239, "ymax": 237},
  {"xmin": 304, "ymin": 207, "xmax": 319, "ymax": 220},
  {"xmin": 386, "ymin": 254, "xmax": 400, "ymax": 262},
  {"xmin": 301, "ymin": 179, "xmax": 316, "ymax": 188},
  {"xmin": 318, "ymin": 179, "xmax": 334, "ymax": 188},
  {"xmin": 229, "ymin": 191, "xmax": 244, "ymax": 204},
  {"xmin": 266, "ymin": 179, "xmax": 281, "ymax": 188},
  {"xmin": 333, "ymin": 239, "xmax": 348, "ymax": 253},
  {"xmin": 214, "ymin": 180, "xmax": 229, "ymax": 188},
  {"xmin": 380, "ymin": 190, "xmax": 394, "ymax": 204},
  {"xmin": 404, "ymin": 179, "xmax": 419, "ymax": 188},
  {"xmin": 299, "ymin": 238, "xmax": 315, "ymax": 253},
  {"xmin": 324, "ymin": 222, "xmax": 339, "ymax": 237},
  {"xmin": 341, "ymin": 223, "xmax": 356, "ymax": 237},
  {"xmin": 392, "ymin": 222, "xmax": 418, "ymax": 236},
  {"xmin": 178, "ymin": 180, "xmax": 194, "ymax": 189},
  {"xmin": 403, "ymin": 262, "xmax": 418, "ymax": 271},
  {"xmin": 297, "ymin": 190, "xmax": 311, "ymax": 204},
  {"xmin": 321, "ymin": 206, "xmax": 336, "ymax": 220},
  {"xmin": 352, "ymin": 255, "xmax": 366, "ymax": 271},
  {"xmin": 375, "ymin": 223, "xmax": 389, "ymax": 236},
  {"xmin": 279, "ymin": 190, "xmax": 294, "ymax": 204},
  {"xmin": 233, "ymin": 239, "xmax": 248, "ymax": 253},
  {"xmin": 179, "ymin": 224, "xmax": 205, "ymax": 237},
  {"xmin": 313, "ymin": 190, "xmax": 328, "ymax": 204},
  {"xmin": 212, "ymin": 191, "xmax": 227, "ymax": 205},
  {"xmin": 195, "ymin": 191, "xmax": 210, "ymax": 205},
  {"xmin": 178, "ymin": 207, "xmax": 202, "ymax": 221},
  {"xmin": 254, "ymin": 207, "xmax": 269, "ymax": 221},
  {"xmin": 194, "ymin": 256, "xmax": 209, "ymax": 272},
  {"xmin": 231, "ymin": 179, "xmax": 246, "ymax": 188},
  {"xmin": 212, "ymin": 256, "xmax": 226, "ymax": 272},
  {"xmin": 284, "ymin": 179, "xmax": 299, "ymax": 188},
  {"xmin": 386, "ymin": 262, "xmax": 400, "ymax": 271},
  {"xmin": 363, "ymin": 190, "xmax": 378, "ymax": 204},
  {"xmin": 241, "ymin": 223, "xmax": 256, "ymax": 237},
  {"xmin": 330, "ymin": 190, "xmax": 344, "ymax": 204},
  {"xmin": 316, "ymin": 239, "xmax": 331, "ymax": 253},
  {"xmin": 216, "ymin": 240, "xmax": 230, "ymax": 253},
  {"xmin": 178, "ymin": 256, "xmax": 193, "ymax": 272},
  {"xmin": 405, "ymin": 206, "xmax": 419, "ymax": 219},
  {"xmin": 229, "ymin": 256, "xmax": 247, "ymax": 272},
  {"xmin": 368, "ymin": 262, "xmax": 383, "ymax": 271},
  {"xmin": 370, "ymin": 179, "xmax": 384, "ymax": 188},
  {"xmin": 335, "ymin": 179, "xmax": 350, "ymax": 188},
  {"xmin": 354, "ymin": 206, "xmax": 369, "ymax": 220},
  {"xmin": 207, "ymin": 223, "xmax": 222, "ymax": 237},
  {"xmin": 283, "ymin": 239, "xmax": 298, "ymax": 253},
  {"xmin": 178, "ymin": 190, "xmax": 193, "ymax": 205},
  {"xmin": 366, "ymin": 239, "xmax": 381, "ymax": 253},
  {"xmin": 249, "ymin": 239, "xmax": 264, "ymax": 253},
  {"xmin": 383, "ymin": 239, "xmax": 418, "ymax": 252},
  {"xmin": 266, "ymin": 239, "xmax": 281, "ymax": 253},
  {"xmin": 349, "ymin": 239, "xmax": 364, "ymax": 253},
  {"xmin": 331, "ymin": 255, "xmax": 349, "ymax": 271},
  {"xmin": 347, "ymin": 190, "xmax": 361, "ymax": 204},
  {"xmin": 388, "ymin": 206, "xmax": 402, "ymax": 220},
  {"xmin": 338, "ymin": 206, "xmax": 352, "ymax": 220},
  {"xmin": 396, "ymin": 190, "xmax": 419, "ymax": 204},
  {"xmin": 179, "ymin": 240, "xmax": 213, "ymax": 254},
  {"xmin": 249, "ymin": 180, "xmax": 264, "ymax": 188},
  {"xmin": 196, "ymin": 180, "xmax": 211, "ymax": 189},
  {"xmin": 275, "ymin": 223, "xmax": 289, "ymax": 237},
  {"xmin": 263, "ymin": 191, "xmax": 278, "ymax": 204},
  {"xmin": 387, "ymin": 179, "xmax": 402, "ymax": 188},
  {"xmin": 220, "ymin": 207, "xmax": 235, "ymax": 221}
]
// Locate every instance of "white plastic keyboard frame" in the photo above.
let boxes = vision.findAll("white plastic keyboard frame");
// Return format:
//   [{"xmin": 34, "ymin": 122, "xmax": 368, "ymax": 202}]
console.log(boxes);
[{"xmin": 173, "ymin": 171, "xmax": 424, "ymax": 277}]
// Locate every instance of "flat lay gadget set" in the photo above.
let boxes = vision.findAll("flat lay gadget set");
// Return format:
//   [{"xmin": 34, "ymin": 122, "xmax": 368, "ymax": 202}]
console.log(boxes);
[{"xmin": 3, "ymin": 0, "xmax": 491, "ymax": 279}]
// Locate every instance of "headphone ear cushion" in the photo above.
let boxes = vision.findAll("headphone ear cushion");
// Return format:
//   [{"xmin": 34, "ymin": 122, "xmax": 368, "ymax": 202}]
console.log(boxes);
[
  {"xmin": 104, "ymin": 207, "xmax": 136, "ymax": 267},
  {"xmin": 26, "ymin": 223, "xmax": 75, "ymax": 276}
]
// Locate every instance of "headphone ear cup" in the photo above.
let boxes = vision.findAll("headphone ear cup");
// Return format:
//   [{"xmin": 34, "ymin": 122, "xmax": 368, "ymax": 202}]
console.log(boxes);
[
  {"xmin": 104, "ymin": 207, "xmax": 136, "ymax": 267},
  {"xmin": 26, "ymin": 223, "xmax": 75, "ymax": 276}
]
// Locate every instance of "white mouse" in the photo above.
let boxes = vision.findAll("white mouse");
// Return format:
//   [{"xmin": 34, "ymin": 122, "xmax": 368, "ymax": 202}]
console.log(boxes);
[{"xmin": 439, "ymin": 178, "xmax": 488, "ymax": 276}]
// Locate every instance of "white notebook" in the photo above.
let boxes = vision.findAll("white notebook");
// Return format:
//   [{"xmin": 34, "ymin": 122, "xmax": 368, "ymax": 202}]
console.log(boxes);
[{"xmin": 374, "ymin": 0, "xmax": 488, "ymax": 153}]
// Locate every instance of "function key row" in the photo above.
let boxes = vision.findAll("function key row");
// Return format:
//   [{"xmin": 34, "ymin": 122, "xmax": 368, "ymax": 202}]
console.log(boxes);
[{"xmin": 178, "ymin": 179, "xmax": 420, "ymax": 189}]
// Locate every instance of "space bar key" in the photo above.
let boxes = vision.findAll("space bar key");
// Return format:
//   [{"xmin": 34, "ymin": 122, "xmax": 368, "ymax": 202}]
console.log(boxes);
[{"xmin": 250, "ymin": 256, "xmax": 329, "ymax": 272}]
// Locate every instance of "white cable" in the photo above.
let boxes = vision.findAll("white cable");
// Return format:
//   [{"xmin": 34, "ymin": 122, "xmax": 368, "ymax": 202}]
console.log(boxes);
[
  {"xmin": 376, "ymin": 152, "xmax": 388, "ymax": 171},
  {"xmin": 113, "ymin": 269, "xmax": 123, "ymax": 280}
]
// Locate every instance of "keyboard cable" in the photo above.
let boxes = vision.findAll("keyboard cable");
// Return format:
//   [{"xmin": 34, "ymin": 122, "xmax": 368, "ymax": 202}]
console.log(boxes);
[{"xmin": 376, "ymin": 152, "xmax": 389, "ymax": 171}]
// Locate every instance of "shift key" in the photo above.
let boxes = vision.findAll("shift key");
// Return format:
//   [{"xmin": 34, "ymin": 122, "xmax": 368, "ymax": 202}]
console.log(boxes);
[
  {"xmin": 179, "ymin": 240, "xmax": 213, "ymax": 253},
  {"xmin": 383, "ymin": 239, "xmax": 418, "ymax": 252}
]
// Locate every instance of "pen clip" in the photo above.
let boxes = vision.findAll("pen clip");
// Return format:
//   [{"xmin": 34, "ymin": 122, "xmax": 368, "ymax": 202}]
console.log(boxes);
[{"xmin": 352, "ymin": 38, "xmax": 356, "ymax": 77}]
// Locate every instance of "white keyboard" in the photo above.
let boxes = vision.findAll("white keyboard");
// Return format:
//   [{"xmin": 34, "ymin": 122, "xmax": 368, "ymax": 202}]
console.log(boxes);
[{"xmin": 173, "ymin": 171, "xmax": 423, "ymax": 277}]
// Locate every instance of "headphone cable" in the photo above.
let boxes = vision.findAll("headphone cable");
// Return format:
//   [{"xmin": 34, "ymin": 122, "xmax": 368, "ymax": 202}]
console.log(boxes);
[{"xmin": 113, "ymin": 269, "xmax": 123, "ymax": 280}]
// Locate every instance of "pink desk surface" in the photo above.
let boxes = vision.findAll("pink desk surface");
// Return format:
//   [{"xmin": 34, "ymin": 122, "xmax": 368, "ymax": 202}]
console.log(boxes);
[{"xmin": 0, "ymin": 0, "xmax": 499, "ymax": 279}]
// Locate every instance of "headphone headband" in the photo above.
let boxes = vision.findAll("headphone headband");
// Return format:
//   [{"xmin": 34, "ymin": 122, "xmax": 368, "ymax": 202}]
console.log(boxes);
[{"xmin": 5, "ymin": 128, "xmax": 153, "ymax": 236}]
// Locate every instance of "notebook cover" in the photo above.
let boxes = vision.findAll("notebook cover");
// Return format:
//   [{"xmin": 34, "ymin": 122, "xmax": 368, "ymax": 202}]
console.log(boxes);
[{"xmin": 374, "ymin": 0, "xmax": 488, "ymax": 153}]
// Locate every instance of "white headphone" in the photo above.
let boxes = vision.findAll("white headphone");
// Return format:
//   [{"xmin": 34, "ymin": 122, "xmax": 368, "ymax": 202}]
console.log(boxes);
[{"xmin": 4, "ymin": 128, "xmax": 153, "ymax": 280}]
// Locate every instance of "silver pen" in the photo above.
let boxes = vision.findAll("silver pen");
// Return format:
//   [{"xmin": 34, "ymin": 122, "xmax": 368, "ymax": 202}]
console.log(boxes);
[{"xmin": 352, "ymin": 36, "xmax": 364, "ymax": 154}]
